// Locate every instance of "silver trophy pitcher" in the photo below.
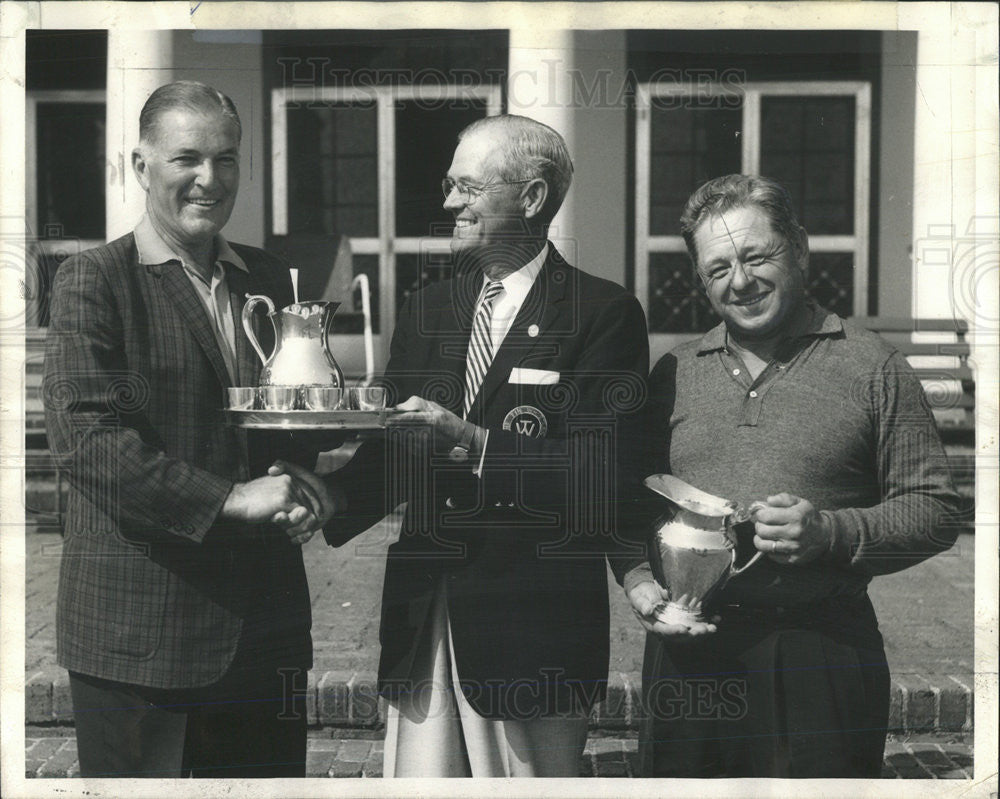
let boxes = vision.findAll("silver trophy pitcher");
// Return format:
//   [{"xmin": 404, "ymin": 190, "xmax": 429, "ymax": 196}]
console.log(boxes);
[
  {"xmin": 242, "ymin": 296, "xmax": 345, "ymax": 389},
  {"xmin": 644, "ymin": 474, "xmax": 764, "ymax": 628}
]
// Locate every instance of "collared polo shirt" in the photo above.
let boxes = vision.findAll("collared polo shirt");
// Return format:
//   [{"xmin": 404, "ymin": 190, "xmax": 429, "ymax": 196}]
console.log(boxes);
[
  {"xmin": 643, "ymin": 304, "xmax": 959, "ymax": 606},
  {"xmin": 694, "ymin": 304, "xmax": 845, "ymax": 428}
]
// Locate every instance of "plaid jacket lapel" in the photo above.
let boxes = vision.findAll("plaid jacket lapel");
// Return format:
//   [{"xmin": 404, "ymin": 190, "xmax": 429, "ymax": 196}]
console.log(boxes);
[{"xmin": 160, "ymin": 264, "xmax": 234, "ymax": 390}]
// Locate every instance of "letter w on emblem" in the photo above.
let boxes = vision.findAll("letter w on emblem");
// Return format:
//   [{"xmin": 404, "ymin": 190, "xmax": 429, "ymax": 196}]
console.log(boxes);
[{"xmin": 515, "ymin": 419, "xmax": 536, "ymax": 436}]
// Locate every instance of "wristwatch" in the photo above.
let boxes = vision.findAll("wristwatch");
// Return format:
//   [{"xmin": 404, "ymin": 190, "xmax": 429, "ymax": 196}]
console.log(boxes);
[{"xmin": 448, "ymin": 422, "xmax": 476, "ymax": 463}]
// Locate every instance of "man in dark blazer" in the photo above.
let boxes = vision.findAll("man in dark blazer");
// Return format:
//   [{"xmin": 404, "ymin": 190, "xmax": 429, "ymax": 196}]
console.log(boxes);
[
  {"xmin": 288, "ymin": 114, "xmax": 649, "ymax": 776},
  {"xmin": 43, "ymin": 81, "xmax": 326, "ymax": 778}
]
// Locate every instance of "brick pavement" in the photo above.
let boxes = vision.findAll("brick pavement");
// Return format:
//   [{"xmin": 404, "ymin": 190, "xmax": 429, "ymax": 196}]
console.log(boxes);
[
  {"xmin": 23, "ymin": 728, "xmax": 974, "ymax": 779},
  {"xmin": 23, "ymin": 523, "xmax": 979, "ymax": 777},
  {"xmin": 26, "ymin": 523, "xmax": 977, "ymax": 678}
]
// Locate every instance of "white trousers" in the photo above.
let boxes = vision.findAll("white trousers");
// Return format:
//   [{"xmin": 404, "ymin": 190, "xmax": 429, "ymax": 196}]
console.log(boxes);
[{"xmin": 383, "ymin": 580, "xmax": 589, "ymax": 777}]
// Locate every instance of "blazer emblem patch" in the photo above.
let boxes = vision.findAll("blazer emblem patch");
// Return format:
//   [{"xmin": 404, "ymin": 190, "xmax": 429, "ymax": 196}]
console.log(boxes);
[{"xmin": 502, "ymin": 405, "xmax": 548, "ymax": 438}]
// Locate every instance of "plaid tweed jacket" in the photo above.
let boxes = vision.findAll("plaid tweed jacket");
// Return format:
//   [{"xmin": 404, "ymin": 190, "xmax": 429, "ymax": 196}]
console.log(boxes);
[{"xmin": 44, "ymin": 232, "xmax": 313, "ymax": 689}]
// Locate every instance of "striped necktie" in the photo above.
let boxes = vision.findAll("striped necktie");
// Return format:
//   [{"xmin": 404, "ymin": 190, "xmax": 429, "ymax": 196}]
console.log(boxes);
[{"xmin": 462, "ymin": 280, "xmax": 505, "ymax": 418}]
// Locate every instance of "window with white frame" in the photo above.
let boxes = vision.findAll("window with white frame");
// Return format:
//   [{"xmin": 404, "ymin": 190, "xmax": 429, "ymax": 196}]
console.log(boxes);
[
  {"xmin": 271, "ymin": 84, "xmax": 502, "ymax": 368},
  {"xmin": 26, "ymin": 90, "xmax": 106, "ymax": 243},
  {"xmin": 25, "ymin": 89, "xmax": 106, "ymax": 326},
  {"xmin": 635, "ymin": 81, "xmax": 871, "ymax": 353}
]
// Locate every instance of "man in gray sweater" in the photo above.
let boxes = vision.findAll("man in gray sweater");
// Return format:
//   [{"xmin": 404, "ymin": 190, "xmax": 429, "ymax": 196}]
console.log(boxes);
[{"xmin": 622, "ymin": 174, "xmax": 961, "ymax": 778}]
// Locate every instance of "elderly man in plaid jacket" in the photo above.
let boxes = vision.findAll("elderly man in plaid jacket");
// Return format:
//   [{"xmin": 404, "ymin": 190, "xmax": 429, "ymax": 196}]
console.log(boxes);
[{"xmin": 43, "ymin": 81, "xmax": 327, "ymax": 778}]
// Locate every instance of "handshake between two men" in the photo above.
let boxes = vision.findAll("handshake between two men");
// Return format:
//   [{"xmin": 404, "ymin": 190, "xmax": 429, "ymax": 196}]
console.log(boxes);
[
  {"xmin": 222, "ymin": 460, "xmax": 334, "ymax": 546},
  {"xmin": 252, "ymin": 393, "xmax": 459, "ymax": 546}
]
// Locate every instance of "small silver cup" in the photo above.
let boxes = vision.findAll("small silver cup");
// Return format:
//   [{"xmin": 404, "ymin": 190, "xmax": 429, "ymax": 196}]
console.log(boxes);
[
  {"xmin": 350, "ymin": 386, "xmax": 387, "ymax": 411},
  {"xmin": 227, "ymin": 386, "xmax": 258, "ymax": 410},
  {"xmin": 303, "ymin": 386, "xmax": 343, "ymax": 410},
  {"xmin": 262, "ymin": 385, "xmax": 299, "ymax": 411}
]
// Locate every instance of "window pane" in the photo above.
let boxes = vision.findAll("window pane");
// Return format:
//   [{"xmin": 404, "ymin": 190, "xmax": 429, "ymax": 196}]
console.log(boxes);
[
  {"xmin": 649, "ymin": 105, "xmax": 742, "ymax": 235},
  {"xmin": 648, "ymin": 252, "xmax": 720, "ymax": 333},
  {"xmin": 35, "ymin": 102, "xmax": 105, "ymax": 239},
  {"xmin": 286, "ymin": 102, "xmax": 378, "ymax": 237},
  {"xmin": 806, "ymin": 252, "xmax": 854, "ymax": 317},
  {"xmin": 396, "ymin": 251, "xmax": 455, "ymax": 312},
  {"xmin": 395, "ymin": 100, "xmax": 489, "ymax": 237},
  {"xmin": 760, "ymin": 96, "xmax": 855, "ymax": 235}
]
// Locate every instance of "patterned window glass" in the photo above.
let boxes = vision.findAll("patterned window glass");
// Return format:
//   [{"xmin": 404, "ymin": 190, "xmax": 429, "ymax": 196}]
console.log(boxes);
[
  {"xmin": 806, "ymin": 252, "xmax": 855, "ymax": 317},
  {"xmin": 648, "ymin": 252, "xmax": 720, "ymax": 333}
]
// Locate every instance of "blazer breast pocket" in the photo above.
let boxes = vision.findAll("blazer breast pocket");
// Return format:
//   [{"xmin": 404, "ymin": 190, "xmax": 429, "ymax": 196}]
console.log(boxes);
[{"xmin": 507, "ymin": 367, "xmax": 560, "ymax": 385}]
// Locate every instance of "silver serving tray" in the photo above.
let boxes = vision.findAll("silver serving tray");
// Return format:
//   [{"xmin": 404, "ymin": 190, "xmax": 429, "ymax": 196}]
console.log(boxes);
[{"xmin": 224, "ymin": 408, "xmax": 421, "ymax": 430}]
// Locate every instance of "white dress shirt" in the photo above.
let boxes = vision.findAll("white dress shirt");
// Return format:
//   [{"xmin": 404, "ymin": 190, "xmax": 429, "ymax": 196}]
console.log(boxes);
[
  {"xmin": 478, "ymin": 242, "xmax": 548, "ymax": 351},
  {"xmin": 468, "ymin": 243, "xmax": 548, "ymax": 475}
]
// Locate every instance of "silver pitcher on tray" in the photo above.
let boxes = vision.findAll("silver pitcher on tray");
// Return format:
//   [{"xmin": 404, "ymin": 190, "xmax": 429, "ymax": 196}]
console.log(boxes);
[
  {"xmin": 644, "ymin": 474, "xmax": 764, "ymax": 628},
  {"xmin": 241, "ymin": 296, "xmax": 345, "ymax": 389}
]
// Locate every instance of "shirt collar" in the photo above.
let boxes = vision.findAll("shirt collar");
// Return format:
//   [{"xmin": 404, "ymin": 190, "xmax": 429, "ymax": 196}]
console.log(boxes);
[
  {"xmin": 696, "ymin": 302, "xmax": 843, "ymax": 355},
  {"xmin": 134, "ymin": 215, "xmax": 248, "ymax": 273},
  {"xmin": 482, "ymin": 241, "xmax": 548, "ymax": 305}
]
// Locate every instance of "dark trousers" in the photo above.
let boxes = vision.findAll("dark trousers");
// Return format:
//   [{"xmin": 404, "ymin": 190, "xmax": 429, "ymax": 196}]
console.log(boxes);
[
  {"xmin": 69, "ymin": 661, "xmax": 308, "ymax": 778},
  {"xmin": 639, "ymin": 598, "xmax": 891, "ymax": 778}
]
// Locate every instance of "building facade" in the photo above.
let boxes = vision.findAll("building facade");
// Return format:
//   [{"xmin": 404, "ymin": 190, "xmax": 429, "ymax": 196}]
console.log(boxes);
[{"xmin": 21, "ymin": 22, "xmax": 994, "ymax": 374}]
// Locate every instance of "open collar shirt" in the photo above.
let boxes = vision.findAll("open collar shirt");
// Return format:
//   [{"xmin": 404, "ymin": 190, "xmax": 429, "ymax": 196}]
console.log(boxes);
[{"xmin": 134, "ymin": 215, "xmax": 248, "ymax": 383}]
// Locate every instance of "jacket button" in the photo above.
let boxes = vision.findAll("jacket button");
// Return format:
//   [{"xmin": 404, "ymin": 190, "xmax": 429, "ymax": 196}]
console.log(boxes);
[{"xmin": 445, "ymin": 497, "xmax": 456, "ymax": 509}]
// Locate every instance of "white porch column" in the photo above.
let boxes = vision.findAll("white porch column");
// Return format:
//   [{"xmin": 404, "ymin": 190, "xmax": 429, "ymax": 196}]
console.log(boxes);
[
  {"xmin": 105, "ymin": 31, "xmax": 173, "ymax": 241},
  {"xmin": 507, "ymin": 29, "xmax": 577, "ymax": 260},
  {"xmin": 567, "ymin": 31, "xmax": 627, "ymax": 286},
  {"xmin": 506, "ymin": 30, "xmax": 628, "ymax": 285}
]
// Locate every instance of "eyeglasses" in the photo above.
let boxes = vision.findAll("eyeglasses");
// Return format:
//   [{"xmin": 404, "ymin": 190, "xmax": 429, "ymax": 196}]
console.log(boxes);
[{"xmin": 441, "ymin": 177, "xmax": 533, "ymax": 203}]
